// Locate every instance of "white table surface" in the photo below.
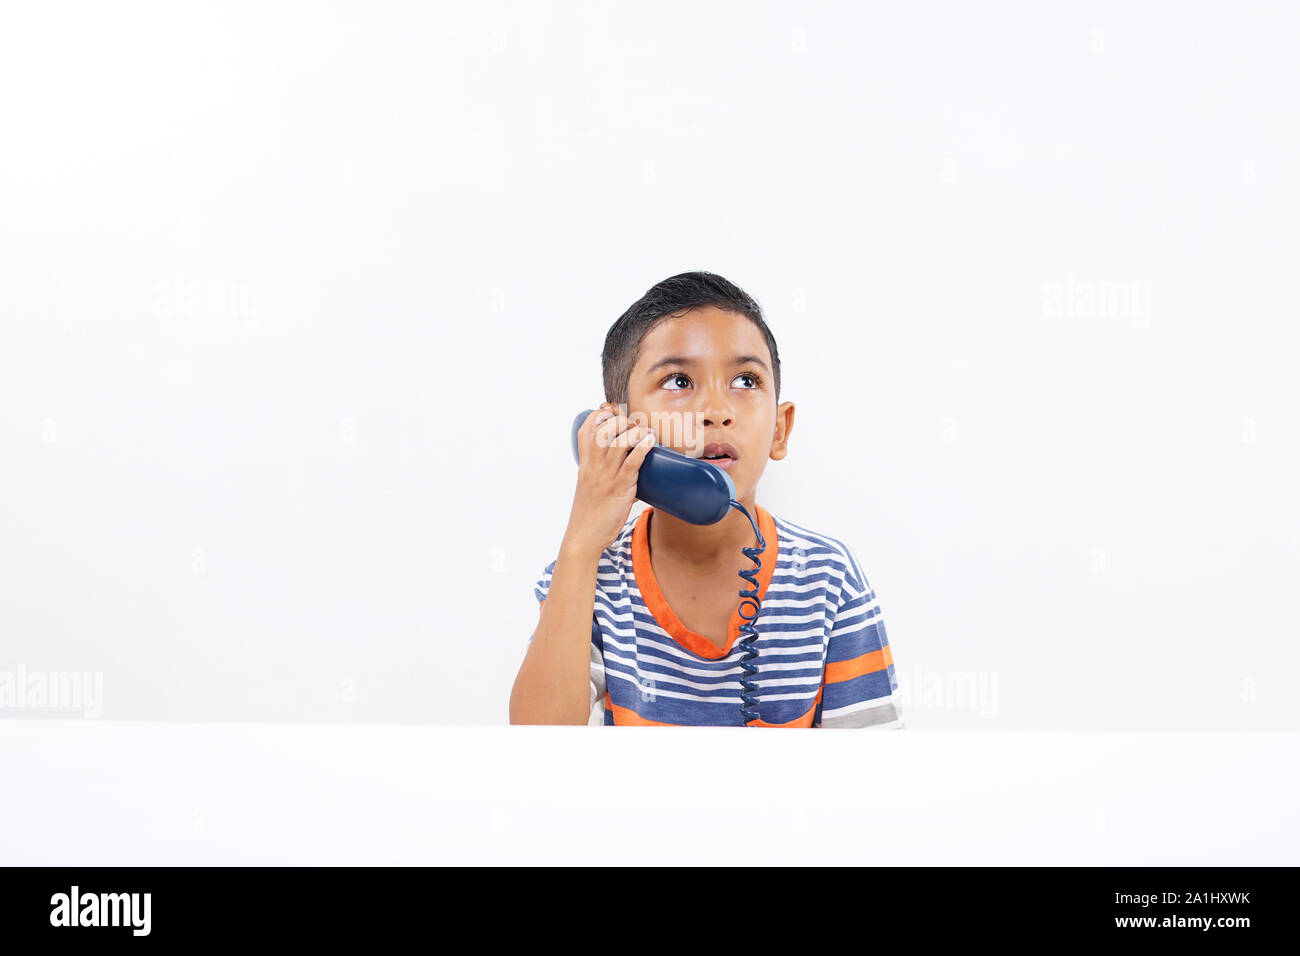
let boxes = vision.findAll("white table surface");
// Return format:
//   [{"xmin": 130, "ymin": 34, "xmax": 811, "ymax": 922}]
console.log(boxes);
[{"xmin": 1, "ymin": 719, "xmax": 1295, "ymax": 865}]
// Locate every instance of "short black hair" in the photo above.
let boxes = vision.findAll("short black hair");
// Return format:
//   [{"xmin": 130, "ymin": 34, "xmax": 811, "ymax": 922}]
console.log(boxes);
[{"xmin": 601, "ymin": 271, "xmax": 781, "ymax": 407}]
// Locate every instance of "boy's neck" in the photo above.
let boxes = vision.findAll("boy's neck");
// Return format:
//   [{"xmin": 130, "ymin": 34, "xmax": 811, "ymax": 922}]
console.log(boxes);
[{"xmin": 647, "ymin": 494, "xmax": 765, "ymax": 572}]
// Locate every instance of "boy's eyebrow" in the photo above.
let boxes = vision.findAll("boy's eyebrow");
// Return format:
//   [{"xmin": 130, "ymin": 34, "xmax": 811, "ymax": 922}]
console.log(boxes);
[{"xmin": 644, "ymin": 354, "xmax": 771, "ymax": 375}]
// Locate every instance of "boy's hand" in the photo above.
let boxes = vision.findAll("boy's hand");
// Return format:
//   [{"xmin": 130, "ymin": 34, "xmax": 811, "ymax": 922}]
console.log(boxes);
[{"xmin": 563, "ymin": 403, "xmax": 656, "ymax": 556}]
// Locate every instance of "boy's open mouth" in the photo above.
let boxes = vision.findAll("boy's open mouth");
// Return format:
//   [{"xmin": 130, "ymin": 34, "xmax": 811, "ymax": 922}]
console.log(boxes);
[{"xmin": 694, "ymin": 441, "xmax": 738, "ymax": 463}]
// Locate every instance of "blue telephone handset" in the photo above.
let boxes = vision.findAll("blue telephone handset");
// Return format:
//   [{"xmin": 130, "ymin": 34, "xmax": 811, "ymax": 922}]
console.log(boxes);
[
  {"xmin": 569, "ymin": 409, "xmax": 737, "ymax": 525},
  {"xmin": 571, "ymin": 408, "xmax": 768, "ymax": 726}
]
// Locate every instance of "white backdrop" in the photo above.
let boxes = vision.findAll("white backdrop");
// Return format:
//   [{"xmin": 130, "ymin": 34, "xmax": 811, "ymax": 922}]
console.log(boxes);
[{"xmin": 1, "ymin": 1, "xmax": 1296, "ymax": 729}]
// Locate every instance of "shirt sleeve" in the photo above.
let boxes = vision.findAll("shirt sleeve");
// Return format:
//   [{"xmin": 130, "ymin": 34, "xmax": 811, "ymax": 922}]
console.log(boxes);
[
  {"xmin": 813, "ymin": 542, "xmax": 904, "ymax": 729},
  {"xmin": 530, "ymin": 558, "xmax": 607, "ymax": 725}
]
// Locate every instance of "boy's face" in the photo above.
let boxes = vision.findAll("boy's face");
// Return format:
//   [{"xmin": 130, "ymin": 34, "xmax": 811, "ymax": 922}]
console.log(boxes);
[{"xmin": 621, "ymin": 305, "xmax": 795, "ymax": 502}]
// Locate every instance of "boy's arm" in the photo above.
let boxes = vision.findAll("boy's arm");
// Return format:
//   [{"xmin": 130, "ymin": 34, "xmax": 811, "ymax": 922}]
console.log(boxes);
[
  {"xmin": 509, "ymin": 538, "xmax": 604, "ymax": 725},
  {"xmin": 814, "ymin": 546, "xmax": 904, "ymax": 729},
  {"xmin": 533, "ymin": 597, "xmax": 606, "ymax": 724}
]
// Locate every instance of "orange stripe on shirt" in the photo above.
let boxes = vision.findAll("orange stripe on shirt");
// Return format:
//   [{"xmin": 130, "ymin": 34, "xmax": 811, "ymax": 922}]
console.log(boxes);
[
  {"xmin": 824, "ymin": 644, "xmax": 893, "ymax": 685},
  {"xmin": 747, "ymin": 684, "xmax": 822, "ymax": 728}
]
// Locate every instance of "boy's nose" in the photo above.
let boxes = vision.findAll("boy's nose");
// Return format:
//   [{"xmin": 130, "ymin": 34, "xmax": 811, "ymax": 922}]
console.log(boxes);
[{"xmin": 698, "ymin": 405, "xmax": 735, "ymax": 427}]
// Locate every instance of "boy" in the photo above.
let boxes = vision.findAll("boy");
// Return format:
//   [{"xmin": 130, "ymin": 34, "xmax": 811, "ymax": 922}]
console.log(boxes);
[{"xmin": 509, "ymin": 271, "xmax": 902, "ymax": 728}]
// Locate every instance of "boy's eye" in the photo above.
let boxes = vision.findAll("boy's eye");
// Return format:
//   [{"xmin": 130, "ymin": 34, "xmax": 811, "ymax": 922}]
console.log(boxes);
[{"xmin": 660, "ymin": 372, "xmax": 762, "ymax": 390}]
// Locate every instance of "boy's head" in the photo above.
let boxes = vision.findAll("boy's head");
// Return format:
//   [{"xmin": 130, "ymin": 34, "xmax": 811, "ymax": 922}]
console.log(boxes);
[
  {"xmin": 602, "ymin": 271, "xmax": 781, "ymax": 407},
  {"xmin": 600, "ymin": 271, "xmax": 795, "ymax": 503}
]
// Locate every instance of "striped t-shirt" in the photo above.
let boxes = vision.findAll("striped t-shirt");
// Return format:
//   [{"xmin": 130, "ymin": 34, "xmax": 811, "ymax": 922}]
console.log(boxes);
[{"xmin": 529, "ymin": 503, "xmax": 903, "ymax": 728}]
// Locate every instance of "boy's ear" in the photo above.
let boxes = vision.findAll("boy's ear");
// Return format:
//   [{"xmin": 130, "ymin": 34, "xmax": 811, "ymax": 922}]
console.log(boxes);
[{"xmin": 769, "ymin": 402, "xmax": 795, "ymax": 461}]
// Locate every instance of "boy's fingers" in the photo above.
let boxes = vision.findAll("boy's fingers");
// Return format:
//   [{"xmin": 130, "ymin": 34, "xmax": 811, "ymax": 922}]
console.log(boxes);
[
  {"xmin": 577, "ymin": 407, "xmax": 612, "ymax": 465},
  {"xmin": 581, "ymin": 407, "xmax": 609, "ymax": 440},
  {"xmin": 583, "ymin": 406, "xmax": 614, "ymax": 453},
  {"xmin": 619, "ymin": 425, "xmax": 654, "ymax": 451},
  {"xmin": 618, "ymin": 429, "xmax": 656, "ymax": 481},
  {"xmin": 595, "ymin": 407, "xmax": 629, "ymax": 451}
]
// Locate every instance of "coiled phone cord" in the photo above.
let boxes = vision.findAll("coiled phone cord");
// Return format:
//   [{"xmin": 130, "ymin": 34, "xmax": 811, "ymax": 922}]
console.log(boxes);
[{"xmin": 729, "ymin": 499, "xmax": 766, "ymax": 726}]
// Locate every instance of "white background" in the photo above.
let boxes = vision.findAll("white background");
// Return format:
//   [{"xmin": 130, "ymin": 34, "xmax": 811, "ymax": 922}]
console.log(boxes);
[
  {"xmin": 4, "ymin": 720, "xmax": 1296, "ymax": 865},
  {"xmin": 2, "ymin": 1, "xmax": 1297, "ymax": 729}
]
